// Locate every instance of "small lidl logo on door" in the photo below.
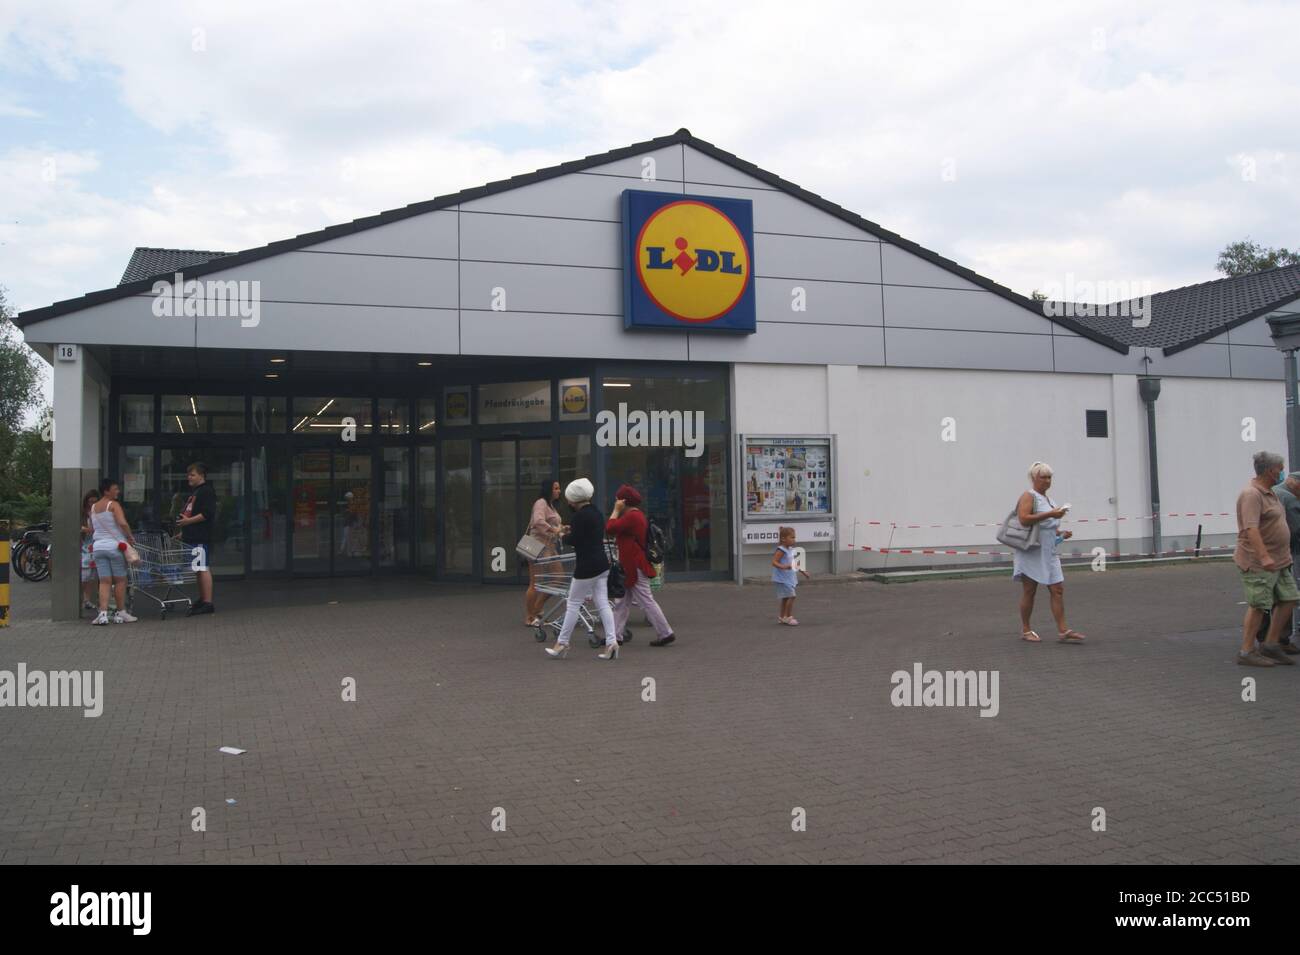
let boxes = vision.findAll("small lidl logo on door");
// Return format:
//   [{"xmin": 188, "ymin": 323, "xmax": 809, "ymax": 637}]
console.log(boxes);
[
  {"xmin": 561, "ymin": 383, "xmax": 588, "ymax": 415},
  {"xmin": 622, "ymin": 189, "xmax": 756, "ymax": 333}
]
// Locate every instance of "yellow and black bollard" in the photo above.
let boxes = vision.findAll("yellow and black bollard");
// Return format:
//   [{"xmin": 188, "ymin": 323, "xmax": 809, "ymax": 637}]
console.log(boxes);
[{"xmin": 0, "ymin": 520, "xmax": 9, "ymax": 628}]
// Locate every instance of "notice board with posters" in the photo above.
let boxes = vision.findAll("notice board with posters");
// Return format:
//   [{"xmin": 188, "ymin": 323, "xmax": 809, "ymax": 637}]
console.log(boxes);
[{"xmin": 741, "ymin": 435, "xmax": 834, "ymax": 520}]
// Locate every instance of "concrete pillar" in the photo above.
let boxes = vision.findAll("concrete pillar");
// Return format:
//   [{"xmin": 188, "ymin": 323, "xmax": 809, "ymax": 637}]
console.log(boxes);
[
  {"xmin": 825, "ymin": 364, "xmax": 857, "ymax": 575},
  {"xmin": 51, "ymin": 345, "xmax": 107, "ymax": 621}
]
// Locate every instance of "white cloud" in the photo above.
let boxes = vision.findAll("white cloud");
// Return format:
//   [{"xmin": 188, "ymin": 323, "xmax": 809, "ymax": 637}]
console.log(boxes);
[{"xmin": 0, "ymin": 0, "xmax": 1298, "ymax": 318}]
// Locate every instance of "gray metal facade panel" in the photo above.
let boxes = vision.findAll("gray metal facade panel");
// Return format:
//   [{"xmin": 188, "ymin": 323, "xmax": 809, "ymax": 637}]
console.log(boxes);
[
  {"xmin": 459, "ymin": 309, "xmax": 689, "ymax": 360},
  {"xmin": 755, "ymin": 232, "xmax": 882, "ymax": 284},
  {"xmin": 884, "ymin": 326, "xmax": 1054, "ymax": 371},
  {"xmin": 687, "ymin": 321, "xmax": 884, "ymax": 366},
  {"xmin": 458, "ymin": 172, "xmax": 681, "ymax": 220},
  {"xmin": 458, "ymin": 260, "xmax": 620, "ymax": 315},
  {"xmin": 459, "ymin": 212, "xmax": 623, "ymax": 269},
  {"xmin": 303, "ymin": 209, "xmax": 459, "ymax": 258},
  {"xmin": 882, "ymin": 284, "xmax": 1049, "ymax": 334},
  {"xmin": 575, "ymin": 145, "xmax": 685, "ymax": 181},
  {"xmin": 199, "ymin": 251, "xmax": 458, "ymax": 309},
  {"xmin": 21, "ymin": 295, "xmax": 196, "ymax": 348},
  {"xmin": 1226, "ymin": 314, "xmax": 1276, "ymax": 347},
  {"xmin": 1145, "ymin": 343, "xmax": 1231, "ymax": 378},
  {"xmin": 880, "ymin": 242, "xmax": 982, "ymax": 291},
  {"xmin": 194, "ymin": 301, "xmax": 460, "ymax": 353},
  {"xmin": 682, "ymin": 147, "xmax": 776, "ymax": 189},
  {"xmin": 681, "ymin": 181, "xmax": 876, "ymax": 241},
  {"xmin": 754, "ymin": 276, "xmax": 882, "ymax": 326},
  {"xmin": 1229, "ymin": 345, "xmax": 1285, "ymax": 380},
  {"xmin": 1051, "ymin": 333, "xmax": 1149, "ymax": 375}
]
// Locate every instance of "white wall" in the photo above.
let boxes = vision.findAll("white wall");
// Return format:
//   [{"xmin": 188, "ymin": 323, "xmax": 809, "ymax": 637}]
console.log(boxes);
[{"xmin": 733, "ymin": 363, "xmax": 1287, "ymax": 573}]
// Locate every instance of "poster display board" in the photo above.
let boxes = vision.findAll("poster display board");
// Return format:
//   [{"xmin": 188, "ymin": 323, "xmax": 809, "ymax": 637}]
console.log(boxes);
[{"xmin": 741, "ymin": 436, "xmax": 833, "ymax": 519}]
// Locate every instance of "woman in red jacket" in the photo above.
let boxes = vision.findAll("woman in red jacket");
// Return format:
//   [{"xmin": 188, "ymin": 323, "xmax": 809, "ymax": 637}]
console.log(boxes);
[{"xmin": 606, "ymin": 484, "xmax": 675, "ymax": 647}]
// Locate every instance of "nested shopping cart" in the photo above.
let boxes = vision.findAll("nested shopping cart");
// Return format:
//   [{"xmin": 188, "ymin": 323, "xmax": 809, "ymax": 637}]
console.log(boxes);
[
  {"xmin": 531, "ymin": 540, "xmax": 630, "ymax": 647},
  {"xmin": 127, "ymin": 531, "xmax": 197, "ymax": 619}
]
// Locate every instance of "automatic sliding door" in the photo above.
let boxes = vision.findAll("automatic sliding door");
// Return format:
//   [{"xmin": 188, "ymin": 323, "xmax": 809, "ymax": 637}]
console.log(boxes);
[
  {"xmin": 481, "ymin": 440, "xmax": 518, "ymax": 579},
  {"xmin": 334, "ymin": 451, "xmax": 372, "ymax": 573},
  {"xmin": 292, "ymin": 451, "xmax": 332, "ymax": 574}
]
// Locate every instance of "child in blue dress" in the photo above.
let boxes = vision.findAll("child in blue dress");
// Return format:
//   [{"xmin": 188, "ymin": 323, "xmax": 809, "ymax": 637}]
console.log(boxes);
[{"xmin": 771, "ymin": 526, "xmax": 811, "ymax": 625}]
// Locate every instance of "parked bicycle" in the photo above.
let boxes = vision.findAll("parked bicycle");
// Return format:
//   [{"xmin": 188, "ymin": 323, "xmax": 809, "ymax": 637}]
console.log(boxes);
[{"xmin": 11, "ymin": 522, "xmax": 51, "ymax": 582}]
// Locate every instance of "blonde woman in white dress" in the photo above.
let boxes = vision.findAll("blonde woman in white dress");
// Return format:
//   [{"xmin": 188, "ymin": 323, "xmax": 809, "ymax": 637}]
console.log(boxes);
[{"xmin": 1013, "ymin": 462, "xmax": 1086, "ymax": 644}]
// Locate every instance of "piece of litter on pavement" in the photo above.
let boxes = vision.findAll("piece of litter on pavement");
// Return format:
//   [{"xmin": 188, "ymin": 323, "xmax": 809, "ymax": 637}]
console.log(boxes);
[
  {"xmin": 218, "ymin": 746, "xmax": 246, "ymax": 755},
  {"xmin": 226, "ymin": 799, "xmax": 237, "ymax": 805}
]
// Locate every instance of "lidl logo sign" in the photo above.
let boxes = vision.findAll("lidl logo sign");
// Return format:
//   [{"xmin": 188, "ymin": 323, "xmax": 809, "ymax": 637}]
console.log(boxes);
[
  {"xmin": 562, "ymin": 383, "xmax": 588, "ymax": 415},
  {"xmin": 622, "ymin": 189, "xmax": 756, "ymax": 333}
]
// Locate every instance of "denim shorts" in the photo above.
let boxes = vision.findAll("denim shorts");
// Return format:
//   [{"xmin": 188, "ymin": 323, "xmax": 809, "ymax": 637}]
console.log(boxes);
[
  {"xmin": 188, "ymin": 542, "xmax": 210, "ymax": 572},
  {"xmin": 92, "ymin": 548, "xmax": 127, "ymax": 578}
]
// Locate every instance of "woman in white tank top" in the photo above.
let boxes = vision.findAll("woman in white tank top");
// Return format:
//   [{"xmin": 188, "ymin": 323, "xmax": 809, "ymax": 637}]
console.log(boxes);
[{"xmin": 88, "ymin": 479, "xmax": 138, "ymax": 626}]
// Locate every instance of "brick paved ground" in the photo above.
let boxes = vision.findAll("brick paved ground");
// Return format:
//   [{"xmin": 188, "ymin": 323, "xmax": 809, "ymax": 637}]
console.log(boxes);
[{"xmin": 1, "ymin": 560, "xmax": 1297, "ymax": 864}]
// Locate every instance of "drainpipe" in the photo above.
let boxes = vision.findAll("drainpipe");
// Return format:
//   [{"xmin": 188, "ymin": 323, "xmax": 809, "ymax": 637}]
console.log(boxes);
[
  {"xmin": 1287, "ymin": 350, "xmax": 1300, "ymax": 470},
  {"xmin": 1138, "ymin": 376, "xmax": 1162, "ymax": 556}
]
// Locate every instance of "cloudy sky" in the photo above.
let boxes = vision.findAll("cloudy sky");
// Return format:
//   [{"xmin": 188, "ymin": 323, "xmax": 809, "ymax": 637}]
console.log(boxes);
[{"xmin": 2, "ymin": 0, "xmax": 1297, "ymax": 323}]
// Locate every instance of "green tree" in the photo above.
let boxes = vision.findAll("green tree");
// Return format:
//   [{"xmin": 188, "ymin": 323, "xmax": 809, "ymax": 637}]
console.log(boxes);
[
  {"xmin": 1216, "ymin": 239, "xmax": 1300, "ymax": 277},
  {"xmin": 0, "ymin": 288, "xmax": 50, "ymax": 525}
]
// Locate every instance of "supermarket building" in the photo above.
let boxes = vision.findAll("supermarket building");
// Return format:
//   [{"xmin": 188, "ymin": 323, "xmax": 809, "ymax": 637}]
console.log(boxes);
[{"xmin": 17, "ymin": 129, "xmax": 1300, "ymax": 620}]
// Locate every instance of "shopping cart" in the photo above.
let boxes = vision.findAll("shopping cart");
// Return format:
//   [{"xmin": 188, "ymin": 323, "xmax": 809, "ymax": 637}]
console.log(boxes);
[
  {"xmin": 127, "ymin": 531, "xmax": 196, "ymax": 619},
  {"xmin": 531, "ymin": 540, "xmax": 630, "ymax": 647}
]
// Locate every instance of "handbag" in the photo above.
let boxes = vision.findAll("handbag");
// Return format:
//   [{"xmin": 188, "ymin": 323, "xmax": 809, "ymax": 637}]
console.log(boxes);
[
  {"xmin": 123, "ymin": 543, "xmax": 142, "ymax": 565},
  {"xmin": 607, "ymin": 560, "xmax": 627, "ymax": 600},
  {"xmin": 515, "ymin": 533, "xmax": 547, "ymax": 562},
  {"xmin": 995, "ymin": 493, "xmax": 1054, "ymax": 551}
]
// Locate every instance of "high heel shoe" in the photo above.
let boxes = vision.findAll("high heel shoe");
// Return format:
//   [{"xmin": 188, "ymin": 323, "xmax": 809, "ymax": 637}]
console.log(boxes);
[
  {"xmin": 596, "ymin": 642, "xmax": 619, "ymax": 661},
  {"xmin": 544, "ymin": 644, "xmax": 569, "ymax": 659}
]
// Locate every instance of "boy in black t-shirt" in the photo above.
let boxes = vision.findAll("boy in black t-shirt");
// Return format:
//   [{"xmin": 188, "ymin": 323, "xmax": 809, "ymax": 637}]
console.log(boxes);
[{"xmin": 176, "ymin": 461, "xmax": 217, "ymax": 616}]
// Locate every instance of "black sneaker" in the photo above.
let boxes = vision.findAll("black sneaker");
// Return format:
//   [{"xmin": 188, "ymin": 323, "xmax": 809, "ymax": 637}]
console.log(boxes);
[
  {"xmin": 187, "ymin": 602, "xmax": 214, "ymax": 617},
  {"xmin": 649, "ymin": 633, "xmax": 676, "ymax": 647}
]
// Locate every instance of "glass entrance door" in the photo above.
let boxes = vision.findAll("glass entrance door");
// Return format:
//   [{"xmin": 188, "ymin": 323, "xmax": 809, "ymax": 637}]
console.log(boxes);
[
  {"xmin": 291, "ymin": 448, "xmax": 374, "ymax": 575},
  {"xmin": 479, "ymin": 437, "xmax": 552, "ymax": 581}
]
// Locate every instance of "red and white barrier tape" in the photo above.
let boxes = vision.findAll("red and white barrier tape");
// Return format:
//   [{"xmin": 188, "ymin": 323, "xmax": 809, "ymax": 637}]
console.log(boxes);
[
  {"xmin": 851, "ymin": 544, "xmax": 1233, "ymax": 558},
  {"xmin": 855, "ymin": 512, "xmax": 1231, "ymax": 530}
]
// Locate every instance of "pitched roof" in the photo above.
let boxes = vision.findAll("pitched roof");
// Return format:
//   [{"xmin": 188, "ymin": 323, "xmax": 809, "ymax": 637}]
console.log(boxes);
[
  {"xmin": 1053, "ymin": 264, "xmax": 1300, "ymax": 354},
  {"xmin": 17, "ymin": 128, "xmax": 1125, "ymax": 350},
  {"xmin": 118, "ymin": 246, "xmax": 229, "ymax": 285}
]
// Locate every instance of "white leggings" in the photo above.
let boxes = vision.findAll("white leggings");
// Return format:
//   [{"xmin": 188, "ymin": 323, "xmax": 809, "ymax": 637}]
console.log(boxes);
[{"xmin": 556, "ymin": 570, "xmax": 618, "ymax": 647}]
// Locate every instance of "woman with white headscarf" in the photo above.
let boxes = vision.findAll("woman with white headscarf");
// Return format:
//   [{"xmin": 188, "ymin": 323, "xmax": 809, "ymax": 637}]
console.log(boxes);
[
  {"xmin": 544, "ymin": 478, "xmax": 621, "ymax": 660},
  {"xmin": 1013, "ymin": 461, "xmax": 1086, "ymax": 643}
]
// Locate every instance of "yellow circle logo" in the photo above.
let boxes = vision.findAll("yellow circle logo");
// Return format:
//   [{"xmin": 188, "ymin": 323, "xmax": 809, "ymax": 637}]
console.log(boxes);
[
  {"xmin": 446, "ymin": 392, "xmax": 469, "ymax": 420},
  {"xmin": 636, "ymin": 200, "xmax": 750, "ymax": 322},
  {"xmin": 562, "ymin": 385, "xmax": 587, "ymax": 414}
]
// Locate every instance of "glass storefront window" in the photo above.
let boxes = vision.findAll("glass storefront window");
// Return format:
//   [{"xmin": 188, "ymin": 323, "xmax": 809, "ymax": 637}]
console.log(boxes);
[
  {"xmin": 558, "ymin": 434, "xmax": 591, "ymax": 494},
  {"xmin": 292, "ymin": 397, "xmax": 373, "ymax": 435},
  {"xmin": 442, "ymin": 439, "xmax": 472, "ymax": 574},
  {"xmin": 377, "ymin": 399, "xmax": 409, "ymax": 435},
  {"xmin": 252, "ymin": 396, "xmax": 286, "ymax": 434},
  {"xmin": 117, "ymin": 446, "xmax": 153, "ymax": 529},
  {"xmin": 252, "ymin": 444, "xmax": 287, "ymax": 571},
  {"xmin": 380, "ymin": 447, "xmax": 411, "ymax": 568},
  {"xmin": 598, "ymin": 375, "xmax": 726, "ymax": 421},
  {"xmin": 162, "ymin": 395, "xmax": 245, "ymax": 434},
  {"xmin": 417, "ymin": 400, "xmax": 437, "ymax": 434},
  {"xmin": 418, "ymin": 446, "xmax": 437, "ymax": 570},
  {"xmin": 161, "ymin": 449, "xmax": 245, "ymax": 575},
  {"xmin": 601, "ymin": 433, "xmax": 729, "ymax": 575},
  {"xmin": 119, "ymin": 395, "xmax": 154, "ymax": 433}
]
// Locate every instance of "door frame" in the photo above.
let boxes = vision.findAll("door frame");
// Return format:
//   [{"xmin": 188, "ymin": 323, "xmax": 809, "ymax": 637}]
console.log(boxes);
[{"xmin": 475, "ymin": 435, "xmax": 555, "ymax": 583}]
